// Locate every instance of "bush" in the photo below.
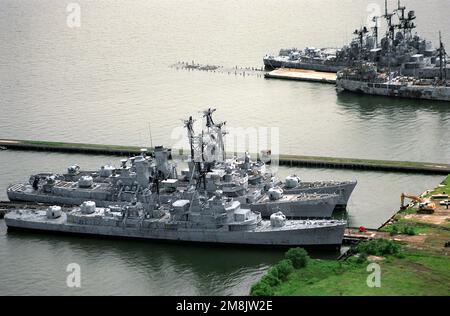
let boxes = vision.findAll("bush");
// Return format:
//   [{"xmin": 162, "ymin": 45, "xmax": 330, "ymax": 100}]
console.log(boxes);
[
  {"xmin": 266, "ymin": 266, "xmax": 279, "ymax": 279},
  {"xmin": 388, "ymin": 225, "xmax": 399, "ymax": 236},
  {"xmin": 356, "ymin": 253, "xmax": 368, "ymax": 264},
  {"xmin": 250, "ymin": 280, "xmax": 274, "ymax": 296},
  {"xmin": 403, "ymin": 226, "xmax": 417, "ymax": 236},
  {"xmin": 385, "ymin": 224, "xmax": 417, "ymax": 236},
  {"xmin": 274, "ymin": 259, "xmax": 294, "ymax": 281},
  {"xmin": 354, "ymin": 239, "xmax": 400, "ymax": 256},
  {"xmin": 260, "ymin": 273, "xmax": 280, "ymax": 287},
  {"xmin": 285, "ymin": 248, "xmax": 309, "ymax": 269}
]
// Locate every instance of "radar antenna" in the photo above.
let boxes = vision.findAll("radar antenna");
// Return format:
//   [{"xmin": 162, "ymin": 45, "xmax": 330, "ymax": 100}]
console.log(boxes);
[{"xmin": 202, "ymin": 108, "xmax": 216, "ymax": 129}]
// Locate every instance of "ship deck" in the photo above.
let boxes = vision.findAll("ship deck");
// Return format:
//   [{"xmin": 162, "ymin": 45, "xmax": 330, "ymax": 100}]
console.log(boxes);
[
  {"xmin": 264, "ymin": 68, "xmax": 336, "ymax": 84},
  {"xmin": 256, "ymin": 193, "xmax": 332, "ymax": 204}
]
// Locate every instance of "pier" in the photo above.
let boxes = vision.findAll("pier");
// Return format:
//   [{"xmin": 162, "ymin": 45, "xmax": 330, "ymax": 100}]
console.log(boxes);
[
  {"xmin": 277, "ymin": 154, "xmax": 450, "ymax": 174},
  {"xmin": 0, "ymin": 139, "xmax": 147, "ymax": 156},
  {"xmin": 264, "ymin": 68, "xmax": 336, "ymax": 84},
  {"xmin": 1, "ymin": 139, "xmax": 450, "ymax": 175}
]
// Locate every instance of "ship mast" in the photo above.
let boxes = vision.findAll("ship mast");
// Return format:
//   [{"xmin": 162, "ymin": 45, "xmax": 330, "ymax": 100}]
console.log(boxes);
[
  {"xmin": 372, "ymin": 16, "xmax": 379, "ymax": 49},
  {"xmin": 382, "ymin": 0, "xmax": 394, "ymax": 83},
  {"xmin": 183, "ymin": 116, "xmax": 196, "ymax": 161},
  {"xmin": 438, "ymin": 31, "xmax": 447, "ymax": 81},
  {"xmin": 202, "ymin": 108, "xmax": 226, "ymax": 162},
  {"xmin": 353, "ymin": 26, "xmax": 368, "ymax": 59},
  {"xmin": 397, "ymin": 0, "xmax": 406, "ymax": 36},
  {"xmin": 396, "ymin": 0, "xmax": 416, "ymax": 39},
  {"xmin": 383, "ymin": 0, "xmax": 395, "ymax": 41}
]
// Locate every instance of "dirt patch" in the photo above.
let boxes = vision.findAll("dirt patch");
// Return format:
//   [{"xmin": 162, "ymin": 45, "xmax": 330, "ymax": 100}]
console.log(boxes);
[
  {"xmin": 367, "ymin": 255, "xmax": 385, "ymax": 262},
  {"xmin": 404, "ymin": 213, "xmax": 449, "ymax": 225},
  {"xmin": 392, "ymin": 233, "xmax": 428, "ymax": 245}
]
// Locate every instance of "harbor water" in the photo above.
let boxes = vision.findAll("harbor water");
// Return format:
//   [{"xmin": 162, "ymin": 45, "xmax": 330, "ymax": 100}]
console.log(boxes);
[
  {"xmin": 0, "ymin": 151, "xmax": 442, "ymax": 295},
  {"xmin": 0, "ymin": 0, "xmax": 449, "ymax": 295}
]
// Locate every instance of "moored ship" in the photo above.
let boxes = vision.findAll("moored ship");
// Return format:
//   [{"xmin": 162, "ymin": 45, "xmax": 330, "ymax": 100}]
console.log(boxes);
[
  {"xmin": 281, "ymin": 175, "xmax": 357, "ymax": 207},
  {"xmin": 336, "ymin": 59, "xmax": 450, "ymax": 102},
  {"xmin": 4, "ymin": 194, "xmax": 347, "ymax": 248},
  {"xmin": 264, "ymin": 1, "xmax": 449, "ymax": 80}
]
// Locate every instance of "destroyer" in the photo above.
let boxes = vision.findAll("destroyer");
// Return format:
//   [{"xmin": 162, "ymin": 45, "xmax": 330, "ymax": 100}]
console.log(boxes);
[
  {"xmin": 263, "ymin": 1, "xmax": 449, "ymax": 79},
  {"xmin": 281, "ymin": 175, "xmax": 356, "ymax": 207},
  {"xmin": 4, "ymin": 192, "xmax": 347, "ymax": 247},
  {"xmin": 336, "ymin": 33, "xmax": 449, "ymax": 102}
]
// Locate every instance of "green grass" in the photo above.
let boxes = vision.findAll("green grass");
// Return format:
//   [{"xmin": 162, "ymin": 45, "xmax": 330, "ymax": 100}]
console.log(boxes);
[
  {"xmin": 381, "ymin": 218, "xmax": 450, "ymax": 238},
  {"xmin": 395, "ymin": 217, "xmax": 450, "ymax": 232},
  {"xmin": 428, "ymin": 174, "xmax": 450, "ymax": 196},
  {"xmin": 271, "ymin": 252, "xmax": 450, "ymax": 296}
]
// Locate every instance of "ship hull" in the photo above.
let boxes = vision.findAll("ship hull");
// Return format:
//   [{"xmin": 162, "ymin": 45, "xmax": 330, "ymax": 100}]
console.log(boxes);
[
  {"xmin": 7, "ymin": 184, "xmax": 338, "ymax": 219},
  {"xmin": 7, "ymin": 187, "xmax": 121, "ymax": 208},
  {"xmin": 250, "ymin": 195, "xmax": 338, "ymax": 218},
  {"xmin": 283, "ymin": 181, "xmax": 357, "ymax": 206},
  {"xmin": 4, "ymin": 213, "xmax": 345, "ymax": 247},
  {"xmin": 336, "ymin": 79, "xmax": 450, "ymax": 102},
  {"xmin": 263, "ymin": 57, "xmax": 344, "ymax": 72}
]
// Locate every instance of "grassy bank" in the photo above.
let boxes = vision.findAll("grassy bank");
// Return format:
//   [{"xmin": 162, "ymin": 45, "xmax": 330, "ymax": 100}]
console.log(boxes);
[
  {"xmin": 428, "ymin": 174, "xmax": 450, "ymax": 196},
  {"xmin": 276, "ymin": 251, "xmax": 449, "ymax": 295},
  {"xmin": 251, "ymin": 242, "xmax": 450, "ymax": 296}
]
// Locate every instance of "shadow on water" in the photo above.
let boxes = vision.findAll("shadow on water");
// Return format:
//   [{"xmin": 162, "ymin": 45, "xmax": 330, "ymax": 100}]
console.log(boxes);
[
  {"xmin": 4, "ymin": 225, "xmax": 342, "ymax": 260},
  {"xmin": 336, "ymin": 91, "xmax": 450, "ymax": 118}
]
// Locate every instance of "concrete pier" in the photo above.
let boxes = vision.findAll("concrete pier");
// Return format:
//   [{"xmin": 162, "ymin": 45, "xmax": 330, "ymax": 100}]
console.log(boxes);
[
  {"xmin": 1, "ymin": 139, "xmax": 449, "ymax": 175},
  {"xmin": 277, "ymin": 154, "xmax": 450, "ymax": 175},
  {"xmin": 0, "ymin": 139, "xmax": 147, "ymax": 156},
  {"xmin": 264, "ymin": 68, "xmax": 336, "ymax": 84}
]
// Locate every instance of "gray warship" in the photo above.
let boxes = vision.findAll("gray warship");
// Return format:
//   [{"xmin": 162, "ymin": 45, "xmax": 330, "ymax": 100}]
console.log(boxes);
[
  {"xmin": 263, "ymin": 1, "xmax": 450, "ymax": 79},
  {"xmin": 336, "ymin": 33, "xmax": 450, "ymax": 102},
  {"xmin": 4, "ymin": 192, "xmax": 347, "ymax": 247},
  {"xmin": 281, "ymin": 175, "xmax": 356, "ymax": 207},
  {"xmin": 6, "ymin": 109, "xmax": 356, "ymax": 218}
]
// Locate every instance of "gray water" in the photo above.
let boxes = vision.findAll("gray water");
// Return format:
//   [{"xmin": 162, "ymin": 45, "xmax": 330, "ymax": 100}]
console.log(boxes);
[
  {"xmin": 0, "ymin": 0, "xmax": 449, "ymax": 295},
  {"xmin": 1, "ymin": 0, "xmax": 450, "ymax": 161}
]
